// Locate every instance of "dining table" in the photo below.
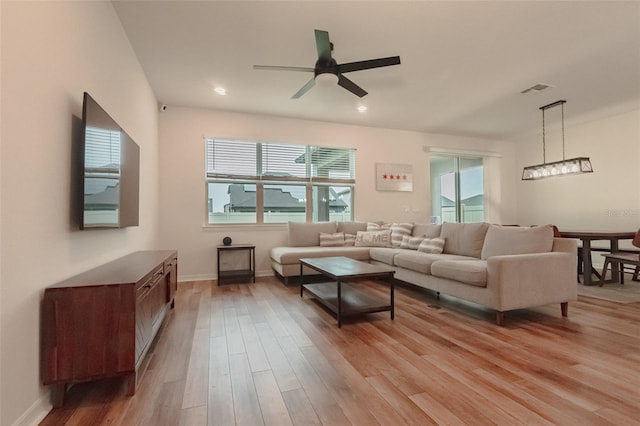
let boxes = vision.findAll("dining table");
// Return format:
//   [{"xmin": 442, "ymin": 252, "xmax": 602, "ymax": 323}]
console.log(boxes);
[{"xmin": 559, "ymin": 230, "xmax": 637, "ymax": 286}]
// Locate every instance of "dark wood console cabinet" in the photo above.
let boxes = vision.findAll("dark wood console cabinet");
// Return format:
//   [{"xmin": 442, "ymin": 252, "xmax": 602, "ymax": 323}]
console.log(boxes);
[{"xmin": 41, "ymin": 250, "xmax": 178, "ymax": 407}]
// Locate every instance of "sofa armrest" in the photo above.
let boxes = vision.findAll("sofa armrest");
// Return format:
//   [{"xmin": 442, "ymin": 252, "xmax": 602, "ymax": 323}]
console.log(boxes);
[
  {"xmin": 551, "ymin": 237, "xmax": 578, "ymax": 254},
  {"xmin": 487, "ymin": 250, "xmax": 577, "ymax": 311}
]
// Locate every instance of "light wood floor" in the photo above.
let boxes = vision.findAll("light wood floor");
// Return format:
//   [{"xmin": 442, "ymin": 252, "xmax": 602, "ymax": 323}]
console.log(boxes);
[{"xmin": 41, "ymin": 277, "xmax": 640, "ymax": 425}]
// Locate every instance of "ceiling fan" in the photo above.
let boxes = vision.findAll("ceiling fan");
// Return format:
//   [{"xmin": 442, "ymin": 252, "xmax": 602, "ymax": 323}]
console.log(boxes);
[{"xmin": 253, "ymin": 29, "xmax": 401, "ymax": 99}]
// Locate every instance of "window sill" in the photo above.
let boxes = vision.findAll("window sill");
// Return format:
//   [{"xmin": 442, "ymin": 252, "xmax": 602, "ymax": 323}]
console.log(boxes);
[{"xmin": 202, "ymin": 223, "xmax": 288, "ymax": 232}]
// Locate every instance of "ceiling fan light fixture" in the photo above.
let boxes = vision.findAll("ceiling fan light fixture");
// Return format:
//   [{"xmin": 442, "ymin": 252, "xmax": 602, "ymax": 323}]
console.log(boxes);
[
  {"xmin": 254, "ymin": 29, "xmax": 400, "ymax": 99},
  {"xmin": 315, "ymin": 72, "xmax": 338, "ymax": 86}
]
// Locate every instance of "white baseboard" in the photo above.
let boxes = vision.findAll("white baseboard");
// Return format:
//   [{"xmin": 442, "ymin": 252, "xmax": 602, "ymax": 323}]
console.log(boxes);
[
  {"xmin": 178, "ymin": 269, "xmax": 274, "ymax": 283},
  {"xmin": 12, "ymin": 393, "xmax": 51, "ymax": 426},
  {"xmin": 178, "ymin": 273, "xmax": 215, "ymax": 282}
]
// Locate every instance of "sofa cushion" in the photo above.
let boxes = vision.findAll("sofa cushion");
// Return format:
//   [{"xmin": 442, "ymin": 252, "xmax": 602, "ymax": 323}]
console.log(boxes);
[
  {"xmin": 390, "ymin": 223, "xmax": 414, "ymax": 247},
  {"xmin": 481, "ymin": 224, "xmax": 554, "ymax": 260},
  {"xmin": 431, "ymin": 260, "xmax": 488, "ymax": 287},
  {"xmin": 400, "ymin": 235, "xmax": 425, "ymax": 250},
  {"xmin": 369, "ymin": 247, "xmax": 404, "ymax": 265},
  {"xmin": 412, "ymin": 223, "xmax": 442, "ymax": 238},
  {"xmin": 417, "ymin": 237, "xmax": 446, "ymax": 254},
  {"xmin": 288, "ymin": 221, "xmax": 337, "ymax": 247},
  {"xmin": 355, "ymin": 230, "xmax": 392, "ymax": 247},
  {"xmin": 440, "ymin": 222, "xmax": 490, "ymax": 258},
  {"xmin": 337, "ymin": 221, "xmax": 368, "ymax": 235},
  {"xmin": 271, "ymin": 246, "xmax": 371, "ymax": 265},
  {"xmin": 394, "ymin": 251, "xmax": 439, "ymax": 274},
  {"xmin": 394, "ymin": 252, "xmax": 477, "ymax": 274},
  {"xmin": 319, "ymin": 232, "xmax": 345, "ymax": 247}
]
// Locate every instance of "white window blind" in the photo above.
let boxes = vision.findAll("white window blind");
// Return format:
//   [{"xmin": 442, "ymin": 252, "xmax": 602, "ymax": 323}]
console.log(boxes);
[
  {"xmin": 206, "ymin": 139, "xmax": 257, "ymax": 178},
  {"xmin": 206, "ymin": 138, "xmax": 355, "ymax": 184}
]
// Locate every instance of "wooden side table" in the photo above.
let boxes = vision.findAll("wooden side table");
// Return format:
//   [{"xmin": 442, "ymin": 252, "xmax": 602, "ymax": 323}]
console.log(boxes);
[{"xmin": 217, "ymin": 244, "xmax": 255, "ymax": 285}]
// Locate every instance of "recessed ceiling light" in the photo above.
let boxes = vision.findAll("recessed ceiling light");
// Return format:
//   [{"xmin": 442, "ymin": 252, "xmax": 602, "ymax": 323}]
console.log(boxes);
[
  {"xmin": 357, "ymin": 105, "xmax": 367, "ymax": 112},
  {"xmin": 214, "ymin": 87, "xmax": 227, "ymax": 95}
]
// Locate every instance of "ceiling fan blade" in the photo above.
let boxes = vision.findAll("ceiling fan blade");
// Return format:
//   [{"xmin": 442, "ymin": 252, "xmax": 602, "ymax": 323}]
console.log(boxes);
[
  {"xmin": 253, "ymin": 65, "xmax": 314, "ymax": 72},
  {"xmin": 292, "ymin": 78, "xmax": 316, "ymax": 99},
  {"xmin": 337, "ymin": 74, "xmax": 367, "ymax": 98},
  {"xmin": 314, "ymin": 29, "xmax": 332, "ymax": 60},
  {"xmin": 338, "ymin": 56, "xmax": 401, "ymax": 73}
]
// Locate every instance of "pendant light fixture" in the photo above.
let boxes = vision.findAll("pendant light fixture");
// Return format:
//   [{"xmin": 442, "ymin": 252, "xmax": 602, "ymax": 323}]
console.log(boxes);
[{"xmin": 522, "ymin": 100, "xmax": 593, "ymax": 180}]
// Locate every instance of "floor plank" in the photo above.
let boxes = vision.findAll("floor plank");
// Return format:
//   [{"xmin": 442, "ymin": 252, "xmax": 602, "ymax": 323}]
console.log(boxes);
[{"xmin": 40, "ymin": 277, "xmax": 640, "ymax": 425}]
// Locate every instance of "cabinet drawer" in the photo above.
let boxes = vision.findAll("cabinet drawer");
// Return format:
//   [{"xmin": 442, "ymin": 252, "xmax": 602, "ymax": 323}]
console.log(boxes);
[{"xmin": 136, "ymin": 266, "xmax": 165, "ymax": 296}]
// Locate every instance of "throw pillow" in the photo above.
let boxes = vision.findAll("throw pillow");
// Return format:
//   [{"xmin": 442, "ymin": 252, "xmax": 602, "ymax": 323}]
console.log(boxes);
[
  {"xmin": 366, "ymin": 222, "xmax": 392, "ymax": 231},
  {"xmin": 344, "ymin": 233, "xmax": 356, "ymax": 246},
  {"xmin": 400, "ymin": 235, "xmax": 425, "ymax": 250},
  {"xmin": 319, "ymin": 232, "xmax": 345, "ymax": 247},
  {"xmin": 417, "ymin": 237, "xmax": 446, "ymax": 254},
  {"xmin": 355, "ymin": 230, "xmax": 392, "ymax": 247},
  {"xmin": 390, "ymin": 222, "xmax": 414, "ymax": 247}
]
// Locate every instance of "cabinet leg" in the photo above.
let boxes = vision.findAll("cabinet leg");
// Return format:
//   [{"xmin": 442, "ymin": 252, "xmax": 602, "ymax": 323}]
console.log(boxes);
[
  {"xmin": 50, "ymin": 383, "xmax": 66, "ymax": 408},
  {"xmin": 126, "ymin": 372, "xmax": 137, "ymax": 396}
]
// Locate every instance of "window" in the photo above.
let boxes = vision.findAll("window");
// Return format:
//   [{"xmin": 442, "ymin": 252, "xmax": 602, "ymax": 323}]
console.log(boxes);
[
  {"xmin": 206, "ymin": 139, "xmax": 355, "ymax": 224},
  {"xmin": 430, "ymin": 155, "xmax": 484, "ymax": 223}
]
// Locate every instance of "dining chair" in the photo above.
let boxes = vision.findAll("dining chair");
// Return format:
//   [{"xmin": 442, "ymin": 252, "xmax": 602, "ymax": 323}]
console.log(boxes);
[{"xmin": 599, "ymin": 228, "xmax": 640, "ymax": 286}]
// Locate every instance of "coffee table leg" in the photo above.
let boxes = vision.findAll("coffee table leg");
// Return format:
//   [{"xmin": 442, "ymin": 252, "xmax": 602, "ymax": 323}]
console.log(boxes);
[
  {"xmin": 300, "ymin": 263, "xmax": 304, "ymax": 297},
  {"xmin": 337, "ymin": 281, "xmax": 342, "ymax": 328},
  {"xmin": 390, "ymin": 280, "xmax": 395, "ymax": 320}
]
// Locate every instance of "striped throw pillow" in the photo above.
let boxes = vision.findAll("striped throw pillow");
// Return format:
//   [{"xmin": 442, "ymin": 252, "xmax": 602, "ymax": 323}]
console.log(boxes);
[
  {"xmin": 417, "ymin": 237, "xmax": 446, "ymax": 254},
  {"xmin": 344, "ymin": 233, "xmax": 356, "ymax": 246},
  {"xmin": 366, "ymin": 222, "xmax": 392, "ymax": 231},
  {"xmin": 390, "ymin": 223, "xmax": 414, "ymax": 248},
  {"xmin": 400, "ymin": 235, "xmax": 425, "ymax": 250},
  {"xmin": 319, "ymin": 232, "xmax": 345, "ymax": 247}
]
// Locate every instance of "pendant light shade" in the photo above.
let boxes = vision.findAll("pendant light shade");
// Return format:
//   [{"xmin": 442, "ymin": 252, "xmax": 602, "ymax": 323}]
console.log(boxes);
[{"xmin": 522, "ymin": 100, "xmax": 593, "ymax": 181}]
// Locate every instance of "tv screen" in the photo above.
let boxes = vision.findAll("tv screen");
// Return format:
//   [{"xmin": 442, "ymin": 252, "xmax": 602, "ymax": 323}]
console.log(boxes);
[{"xmin": 81, "ymin": 92, "xmax": 139, "ymax": 229}]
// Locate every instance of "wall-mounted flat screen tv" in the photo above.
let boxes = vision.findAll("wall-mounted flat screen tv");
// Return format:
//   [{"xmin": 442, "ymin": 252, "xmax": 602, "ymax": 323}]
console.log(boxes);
[{"xmin": 81, "ymin": 92, "xmax": 139, "ymax": 229}]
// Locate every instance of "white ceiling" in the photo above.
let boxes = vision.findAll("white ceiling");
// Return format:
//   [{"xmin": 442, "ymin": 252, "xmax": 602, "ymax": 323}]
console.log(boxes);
[{"xmin": 112, "ymin": 1, "xmax": 640, "ymax": 140}]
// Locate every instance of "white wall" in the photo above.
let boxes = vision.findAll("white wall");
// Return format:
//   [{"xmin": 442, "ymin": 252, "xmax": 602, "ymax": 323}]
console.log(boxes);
[
  {"xmin": 515, "ymin": 108, "xmax": 640, "ymax": 239},
  {"xmin": 0, "ymin": 2, "xmax": 4, "ymax": 423},
  {"xmin": 159, "ymin": 106, "xmax": 517, "ymax": 280},
  {"xmin": 0, "ymin": 2, "xmax": 159, "ymax": 425}
]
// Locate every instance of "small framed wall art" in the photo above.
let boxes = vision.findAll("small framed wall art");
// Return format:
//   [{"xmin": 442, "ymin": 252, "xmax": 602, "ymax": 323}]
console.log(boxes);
[{"xmin": 376, "ymin": 163, "xmax": 413, "ymax": 192}]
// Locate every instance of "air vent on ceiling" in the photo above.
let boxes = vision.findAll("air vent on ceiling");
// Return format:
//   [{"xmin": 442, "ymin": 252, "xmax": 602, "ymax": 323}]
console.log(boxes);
[{"xmin": 521, "ymin": 83, "xmax": 553, "ymax": 94}]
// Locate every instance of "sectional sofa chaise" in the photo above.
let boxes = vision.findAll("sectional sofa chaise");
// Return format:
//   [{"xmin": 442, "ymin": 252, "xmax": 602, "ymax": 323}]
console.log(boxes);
[{"xmin": 270, "ymin": 221, "xmax": 578, "ymax": 325}]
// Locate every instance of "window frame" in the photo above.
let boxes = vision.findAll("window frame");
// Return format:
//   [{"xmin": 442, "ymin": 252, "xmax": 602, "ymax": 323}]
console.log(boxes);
[
  {"xmin": 205, "ymin": 138, "xmax": 356, "ymax": 225},
  {"xmin": 430, "ymin": 154, "xmax": 485, "ymax": 224}
]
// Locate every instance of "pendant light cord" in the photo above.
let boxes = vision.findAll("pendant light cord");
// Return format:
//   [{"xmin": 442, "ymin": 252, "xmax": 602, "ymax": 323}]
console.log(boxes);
[
  {"xmin": 539, "ymin": 99, "xmax": 567, "ymax": 165},
  {"xmin": 561, "ymin": 102, "xmax": 565, "ymax": 161},
  {"xmin": 542, "ymin": 108, "xmax": 546, "ymax": 164}
]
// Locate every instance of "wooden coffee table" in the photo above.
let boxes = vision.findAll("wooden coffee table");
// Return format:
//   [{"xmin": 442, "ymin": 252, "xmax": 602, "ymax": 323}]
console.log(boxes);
[{"xmin": 299, "ymin": 256, "xmax": 395, "ymax": 327}]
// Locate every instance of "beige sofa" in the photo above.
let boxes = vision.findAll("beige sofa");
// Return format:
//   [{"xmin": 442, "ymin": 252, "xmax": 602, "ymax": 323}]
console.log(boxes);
[{"xmin": 270, "ymin": 221, "xmax": 578, "ymax": 325}]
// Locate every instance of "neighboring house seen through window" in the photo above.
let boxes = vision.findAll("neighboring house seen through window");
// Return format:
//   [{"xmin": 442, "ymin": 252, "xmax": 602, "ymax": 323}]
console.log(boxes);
[{"xmin": 206, "ymin": 139, "xmax": 355, "ymax": 224}]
